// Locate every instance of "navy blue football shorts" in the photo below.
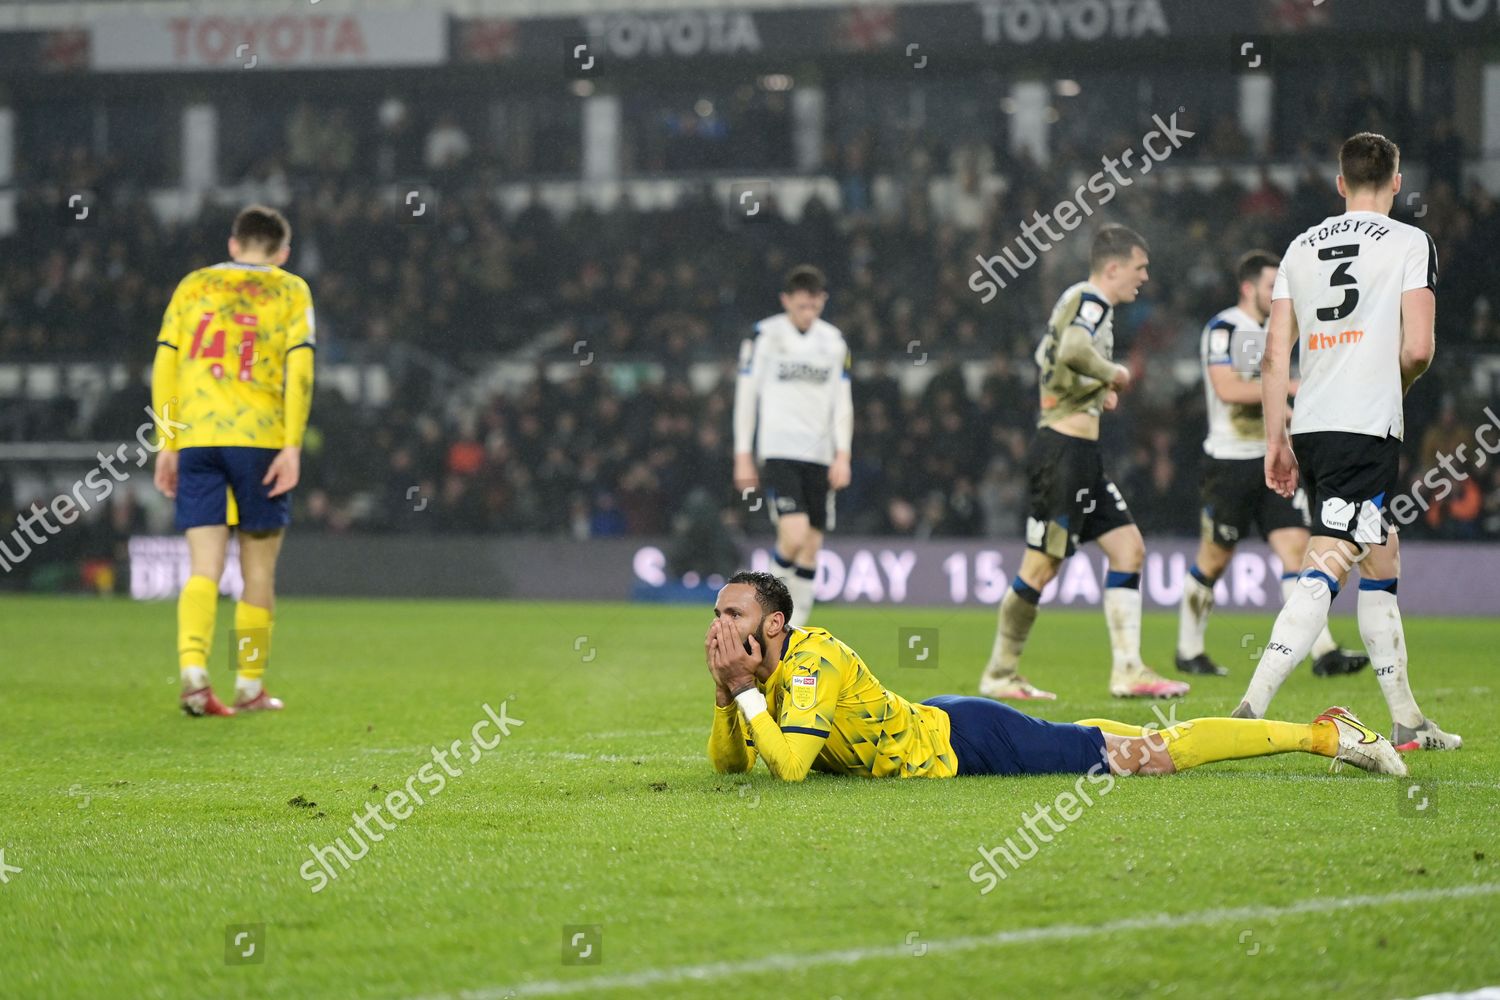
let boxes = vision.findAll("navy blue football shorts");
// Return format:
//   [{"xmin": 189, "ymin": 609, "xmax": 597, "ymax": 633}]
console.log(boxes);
[
  {"xmin": 922, "ymin": 696, "xmax": 1108, "ymax": 776},
  {"xmin": 175, "ymin": 446, "xmax": 290, "ymax": 533}
]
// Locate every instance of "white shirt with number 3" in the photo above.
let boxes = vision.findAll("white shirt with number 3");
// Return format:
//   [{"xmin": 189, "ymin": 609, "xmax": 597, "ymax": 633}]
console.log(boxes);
[{"xmin": 1273, "ymin": 210, "xmax": 1437, "ymax": 441}]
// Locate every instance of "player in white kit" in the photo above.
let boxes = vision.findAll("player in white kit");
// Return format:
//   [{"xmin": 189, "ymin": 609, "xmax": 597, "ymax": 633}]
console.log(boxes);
[
  {"xmin": 733, "ymin": 266, "xmax": 853, "ymax": 629},
  {"xmin": 1175, "ymin": 250, "xmax": 1369, "ymax": 678},
  {"xmin": 1230, "ymin": 133, "xmax": 1460, "ymax": 751}
]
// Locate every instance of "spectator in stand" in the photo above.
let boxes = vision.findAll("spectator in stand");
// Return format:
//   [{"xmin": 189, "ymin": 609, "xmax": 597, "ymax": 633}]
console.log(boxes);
[
  {"xmin": 425, "ymin": 114, "xmax": 473, "ymax": 173},
  {"xmin": 4, "ymin": 78, "xmax": 1498, "ymax": 569}
]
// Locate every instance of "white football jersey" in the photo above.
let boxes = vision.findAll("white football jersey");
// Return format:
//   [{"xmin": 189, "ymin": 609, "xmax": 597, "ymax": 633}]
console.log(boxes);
[
  {"xmin": 735, "ymin": 313, "xmax": 851, "ymax": 465},
  {"xmin": 1201, "ymin": 305, "xmax": 1268, "ymax": 460},
  {"xmin": 1273, "ymin": 211, "xmax": 1437, "ymax": 441}
]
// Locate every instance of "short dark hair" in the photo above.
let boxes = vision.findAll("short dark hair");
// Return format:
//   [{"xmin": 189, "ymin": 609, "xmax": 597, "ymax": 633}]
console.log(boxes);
[
  {"xmin": 232, "ymin": 205, "xmax": 290, "ymax": 253},
  {"xmin": 1236, "ymin": 250, "xmax": 1280, "ymax": 288},
  {"xmin": 1339, "ymin": 132, "xmax": 1400, "ymax": 191},
  {"xmin": 784, "ymin": 265, "xmax": 827, "ymax": 296},
  {"xmin": 726, "ymin": 571, "xmax": 793, "ymax": 623},
  {"xmin": 1089, "ymin": 225, "xmax": 1148, "ymax": 272}
]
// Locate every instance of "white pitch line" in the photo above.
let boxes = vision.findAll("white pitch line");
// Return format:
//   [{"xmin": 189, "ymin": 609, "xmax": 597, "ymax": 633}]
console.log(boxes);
[
  {"xmin": 510, "ymin": 751, "xmax": 701, "ymax": 765},
  {"xmin": 562, "ymin": 727, "xmax": 701, "ymax": 742},
  {"xmin": 1225, "ymin": 772, "xmax": 1500, "ymax": 792},
  {"xmin": 359, "ymin": 748, "xmax": 701, "ymax": 765},
  {"xmin": 411, "ymin": 882, "xmax": 1500, "ymax": 1000},
  {"xmin": 359, "ymin": 728, "xmax": 699, "ymax": 757}
]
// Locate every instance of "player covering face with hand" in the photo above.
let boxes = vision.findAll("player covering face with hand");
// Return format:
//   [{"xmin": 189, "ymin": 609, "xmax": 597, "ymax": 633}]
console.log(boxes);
[{"xmin": 706, "ymin": 572, "xmax": 1408, "ymax": 783}]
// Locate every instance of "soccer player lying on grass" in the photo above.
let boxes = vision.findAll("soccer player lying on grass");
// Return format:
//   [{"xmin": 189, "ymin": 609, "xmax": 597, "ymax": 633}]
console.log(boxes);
[{"xmin": 705, "ymin": 572, "xmax": 1407, "ymax": 781}]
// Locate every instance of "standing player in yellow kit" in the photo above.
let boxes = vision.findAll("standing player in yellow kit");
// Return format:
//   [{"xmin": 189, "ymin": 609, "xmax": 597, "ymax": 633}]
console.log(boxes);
[{"xmin": 151, "ymin": 206, "xmax": 315, "ymax": 717}]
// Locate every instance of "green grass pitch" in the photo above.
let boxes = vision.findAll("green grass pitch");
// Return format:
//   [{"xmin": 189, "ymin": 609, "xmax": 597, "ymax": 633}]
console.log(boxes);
[{"xmin": 2, "ymin": 595, "xmax": 1497, "ymax": 999}]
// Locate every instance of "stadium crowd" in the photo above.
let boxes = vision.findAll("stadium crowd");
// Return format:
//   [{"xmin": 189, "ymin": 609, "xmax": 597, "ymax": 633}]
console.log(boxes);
[{"xmin": 3, "ymin": 78, "xmax": 1499, "ymax": 594}]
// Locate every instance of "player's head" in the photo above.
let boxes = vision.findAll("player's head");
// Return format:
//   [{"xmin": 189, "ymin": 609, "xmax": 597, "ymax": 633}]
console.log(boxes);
[
  {"xmin": 715, "ymin": 571, "xmax": 793, "ymax": 663},
  {"xmin": 780, "ymin": 265, "xmax": 829, "ymax": 332},
  {"xmin": 229, "ymin": 205, "xmax": 292, "ymax": 266},
  {"xmin": 1235, "ymin": 250, "xmax": 1280, "ymax": 320},
  {"xmin": 1337, "ymin": 132, "xmax": 1402, "ymax": 206},
  {"xmin": 1088, "ymin": 225, "xmax": 1150, "ymax": 304}
]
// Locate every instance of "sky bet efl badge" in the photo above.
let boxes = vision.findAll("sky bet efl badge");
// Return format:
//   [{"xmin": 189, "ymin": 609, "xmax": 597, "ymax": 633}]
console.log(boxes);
[{"xmin": 790, "ymin": 672, "xmax": 817, "ymax": 711}]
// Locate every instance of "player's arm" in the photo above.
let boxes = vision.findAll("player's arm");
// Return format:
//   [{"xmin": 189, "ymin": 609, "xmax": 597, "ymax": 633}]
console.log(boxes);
[
  {"xmin": 707, "ymin": 705, "xmax": 757, "ymax": 773},
  {"xmin": 1392, "ymin": 230, "xmax": 1440, "ymax": 395},
  {"xmin": 1204, "ymin": 321, "xmax": 1262, "ymax": 404},
  {"xmin": 1261, "ymin": 296, "xmax": 1298, "ymax": 497},
  {"xmin": 265, "ymin": 289, "xmax": 316, "ymax": 498},
  {"xmin": 1056, "ymin": 315, "xmax": 1129, "ymax": 389},
  {"xmin": 1260, "ymin": 300, "xmax": 1294, "ymax": 427},
  {"xmin": 706, "ymin": 623, "xmax": 758, "ymax": 772},
  {"xmin": 151, "ymin": 346, "xmax": 180, "ymax": 445},
  {"xmin": 708, "ymin": 625, "xmax": 831, "ymax": 782},
  {"xmin": 1400, "ymin": 289, "xmax": 1435, "ymax": 393},
  {"xmin": 283, "ymin": 347, "xmax": 314, "ymax": 448},
  {"xmin": 1400, "ymin": 231, "xmax": 1438, "ymax": 394},
  {"xmin": 732, "ymin": 331, "xmax": 762, "ymax": 491},
  {"xmin": 151, "ymin": 282, "xmax": 189, "ymax": 497},
  {"xmin": 732, "ymin": 648, "xmax": 836, "ymax": 783},
  {"xmin": 829, "ymin": 347, "xmax": 852, "ymax": 490},
  {"xmin": 1206, "ymin": 365, "xmax": 1262, "ymax": 404}
]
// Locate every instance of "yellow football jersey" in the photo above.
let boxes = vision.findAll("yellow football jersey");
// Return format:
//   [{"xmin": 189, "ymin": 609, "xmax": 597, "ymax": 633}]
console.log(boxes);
[
  {"xmin": 156, "ymin": 262, "xmax": 315, "ymax": 449},
  {"xmin": 709, "ymin": 627, "xmax": 959, "ymax": 780}
]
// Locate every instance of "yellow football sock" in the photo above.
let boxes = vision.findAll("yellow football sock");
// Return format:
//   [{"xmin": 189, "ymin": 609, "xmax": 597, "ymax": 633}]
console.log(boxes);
[
  {"xmin": 1076, "ymin": 718, "xmax": 1146, "ymax": 738},
  {"xmin": 234, "ymin": 601, "xmax": 273, "ymax": 684},
  {"xmin": 1159, "ymin": 718, "xmax": 1336, "ymax": 771},
  {"xmin": 178, "ymin": 575, "xmax": 218, "ymax": 674}
]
